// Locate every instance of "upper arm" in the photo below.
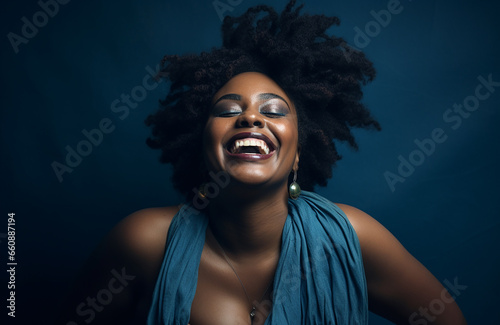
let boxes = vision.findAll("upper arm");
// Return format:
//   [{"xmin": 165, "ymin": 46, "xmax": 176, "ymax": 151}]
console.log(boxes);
[
  {"xmin": 57, "ymin": 206, "xmax": 179, "ymax": 325},
  {"xmin": 336, "ymin": 204, "xmax": 467, "ymax": 325}
]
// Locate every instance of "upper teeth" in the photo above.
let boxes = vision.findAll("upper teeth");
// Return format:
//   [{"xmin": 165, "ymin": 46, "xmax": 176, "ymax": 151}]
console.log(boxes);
[{"xmin": 231, "ymin": 138, "xmax": 270, "ymax": 154}]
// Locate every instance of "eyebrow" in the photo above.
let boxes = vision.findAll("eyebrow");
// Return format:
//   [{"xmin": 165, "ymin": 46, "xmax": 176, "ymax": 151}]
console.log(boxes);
[
  {"xmin": 213, "ymin": 92, "xmax": 290, "ymax": 108},
  {"xmin": 213, "ymin": 94, "xmax": 241, "ymax": 105},
  {"xmin": 258, "ymin": 93, "xmax": 290, "ymax": 108}
]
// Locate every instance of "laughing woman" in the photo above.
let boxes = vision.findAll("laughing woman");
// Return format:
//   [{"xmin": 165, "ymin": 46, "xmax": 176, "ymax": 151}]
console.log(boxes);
[{"xmin": 58, "ymin": 1, "xmax": 466, "ymax": 324}]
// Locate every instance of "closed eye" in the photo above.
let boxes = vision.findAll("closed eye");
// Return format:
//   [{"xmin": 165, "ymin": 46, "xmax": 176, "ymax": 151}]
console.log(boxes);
[
  {"xmin": 258, "ymin": 99, "xmax": 289, "ymax": 117},
  {"xmin": 261, "ymin": 112, "xmax": 286, "ymax": 118},
  {"xmin": 217, "ymin": 111, "xmax": 241, "ymax": 117}
]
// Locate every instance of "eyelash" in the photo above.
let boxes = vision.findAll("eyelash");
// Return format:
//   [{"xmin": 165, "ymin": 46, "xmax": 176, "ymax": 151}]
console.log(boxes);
[
  {"xmin": 216, "ymin": 111, "xmax": 286, "ymax": 118},
  {"xmin": 217, "ymin": 111, "xmax": 241, "ymax": 117},
  {"xmin": 262, "ymin": 112, "xmax": 285, "ymax": 118}
]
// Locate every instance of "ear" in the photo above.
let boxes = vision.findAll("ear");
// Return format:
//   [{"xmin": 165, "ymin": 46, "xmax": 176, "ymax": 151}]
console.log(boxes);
[{"xmin": 293, "ymin": 145, "xmax": 300, "ymax": 171}]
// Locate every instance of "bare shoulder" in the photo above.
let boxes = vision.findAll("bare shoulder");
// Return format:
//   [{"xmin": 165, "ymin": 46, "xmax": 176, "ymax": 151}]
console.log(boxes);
[
  {"xmin": 87, "ymin": 204, "xmax": 182, "ymax": 288},
  {"xmin": 334, "ymin": 203, "xmax": 375, "ymax": 231},
  {"xmin": 57, "ymin": 205, "xmax": 181, "ymax": 325},
  {"xmin": 334, "ymin": 203, "xmax": 396, "ymax": 247},
  {"xmin": 108, "ymin": 205, "xmax": 181, "ymax": 258},
  {"xmin": 334, "ymin": 203, "xmax": 467, "ymax": 324},
  {"xmin": 103, "ymin": 205, "xmax": 182, "ymax": 291}
]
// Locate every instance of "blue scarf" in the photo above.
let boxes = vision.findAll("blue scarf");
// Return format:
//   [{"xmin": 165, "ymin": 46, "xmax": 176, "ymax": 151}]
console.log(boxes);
[{"xmin": 147, "ymin": 191, "xmax": 368, "ymax": 324}]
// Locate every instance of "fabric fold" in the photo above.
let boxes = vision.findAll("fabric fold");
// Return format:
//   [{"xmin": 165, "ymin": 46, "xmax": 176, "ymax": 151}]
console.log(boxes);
[{"xmin": 147, "ymin": 191, "xmax": 368, "ymax": 324}]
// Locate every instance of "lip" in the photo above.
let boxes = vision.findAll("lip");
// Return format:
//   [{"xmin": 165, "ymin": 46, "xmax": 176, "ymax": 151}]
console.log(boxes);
[{"xmin": 225, "ymin": 132, "xmax": 277, "ymax": 160}]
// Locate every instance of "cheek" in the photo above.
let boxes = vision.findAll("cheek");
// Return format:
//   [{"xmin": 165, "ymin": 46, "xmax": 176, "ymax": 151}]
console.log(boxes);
[
  {"xmin": 274, "ymin": 121, "xmax": 299, "ymax": 147},
  {"xmin": 202, "ymin": 119, "xmax": 227, "ymax": 166},
  {"xmin": 204, "ymin": 118, "xmax": 230, "ymax": 141}
]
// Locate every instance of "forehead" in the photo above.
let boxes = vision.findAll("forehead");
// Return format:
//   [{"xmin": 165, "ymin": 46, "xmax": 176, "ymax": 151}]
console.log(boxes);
[{"xmin": 212, "ymin": 72, "xmax": 292, "ymax": 103}]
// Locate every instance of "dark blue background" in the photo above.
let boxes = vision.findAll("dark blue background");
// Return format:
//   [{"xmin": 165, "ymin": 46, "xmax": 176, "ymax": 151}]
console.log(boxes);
[{"xmin": 1, "ymin": 0, "xmax": 499, "ymax": 323}]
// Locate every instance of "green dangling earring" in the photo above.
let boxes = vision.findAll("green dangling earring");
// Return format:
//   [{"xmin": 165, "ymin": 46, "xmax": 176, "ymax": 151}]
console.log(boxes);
[{"xmin": 289, "ymin": 169, "xmax": 301, "ymax": 199}]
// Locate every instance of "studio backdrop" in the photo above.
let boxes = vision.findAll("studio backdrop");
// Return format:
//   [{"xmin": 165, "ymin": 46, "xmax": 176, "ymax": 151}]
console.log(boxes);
[{"xmin": 1, "ymin": 0, "xmax": 499, "ymax": 323}]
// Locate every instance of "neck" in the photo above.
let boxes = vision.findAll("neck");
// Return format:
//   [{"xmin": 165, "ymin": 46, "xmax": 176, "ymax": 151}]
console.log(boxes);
[{"xmin": 206, "ymin": 185, "xmax": 289, "ymax": 260}]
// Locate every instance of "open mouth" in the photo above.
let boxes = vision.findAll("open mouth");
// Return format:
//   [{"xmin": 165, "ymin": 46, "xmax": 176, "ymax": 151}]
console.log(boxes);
[
  {"xmin": 226, "ymin": 132, "xmax": 276, "ymax": 157},
  {"xmin": 230, "ymin": 138, "xmax": 270, "ymax": 154}
]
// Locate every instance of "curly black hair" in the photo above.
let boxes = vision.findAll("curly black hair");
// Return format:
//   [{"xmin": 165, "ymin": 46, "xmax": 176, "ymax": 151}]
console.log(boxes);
[{"xmin": 145, "ymin": 0, "xmax": 380, "ymax": 199}]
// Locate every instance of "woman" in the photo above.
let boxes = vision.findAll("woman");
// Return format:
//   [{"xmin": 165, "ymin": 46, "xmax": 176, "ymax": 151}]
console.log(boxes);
[{"xmin": 58, "ymin": 1, "xmax": 466, "ymax": 324}]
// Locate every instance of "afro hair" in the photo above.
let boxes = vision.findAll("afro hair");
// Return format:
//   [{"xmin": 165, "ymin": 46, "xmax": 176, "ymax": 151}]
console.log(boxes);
[{"xmin": 146, "ymin": 0, "xmax": 380, "ymax": 199}]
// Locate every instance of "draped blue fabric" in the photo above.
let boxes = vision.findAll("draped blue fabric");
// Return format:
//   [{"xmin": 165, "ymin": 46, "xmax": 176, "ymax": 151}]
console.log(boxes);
[{"xmin": 147, "ymin": 191, "xmax": 368, "ymax": 324}]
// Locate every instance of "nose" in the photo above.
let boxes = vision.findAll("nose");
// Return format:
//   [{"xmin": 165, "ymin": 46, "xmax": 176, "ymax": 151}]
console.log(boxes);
[{"xmin": 236, "ymin": 109, "xmax": 264, "ymax": 128}]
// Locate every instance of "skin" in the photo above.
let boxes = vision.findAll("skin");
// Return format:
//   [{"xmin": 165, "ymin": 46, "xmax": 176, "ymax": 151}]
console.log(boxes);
[{"xmin": 57, "ymin": 72, "xmax": 467, "ymax": 325}]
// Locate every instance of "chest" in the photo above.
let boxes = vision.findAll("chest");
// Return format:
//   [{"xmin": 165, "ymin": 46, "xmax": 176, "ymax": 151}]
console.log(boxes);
[{"xmin": 188, "ymin": 245, "xmax": 277, "ymax": 325}]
